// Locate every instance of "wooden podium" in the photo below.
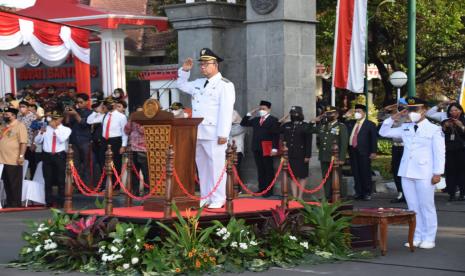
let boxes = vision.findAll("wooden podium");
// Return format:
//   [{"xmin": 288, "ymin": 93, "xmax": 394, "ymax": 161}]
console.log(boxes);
[{"xmin": 132, "ymin": 99, "xmax": 202, "ymax": 211}]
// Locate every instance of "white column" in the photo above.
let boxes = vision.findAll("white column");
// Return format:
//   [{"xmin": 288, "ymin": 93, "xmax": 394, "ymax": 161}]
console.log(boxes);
[
  {"xmin": 99, "ymin": 30, "xmax": 127, "ymax": 96},
  {"xmin": 0, "ymin": 60, "xmax": 14, "ymax": 97}
]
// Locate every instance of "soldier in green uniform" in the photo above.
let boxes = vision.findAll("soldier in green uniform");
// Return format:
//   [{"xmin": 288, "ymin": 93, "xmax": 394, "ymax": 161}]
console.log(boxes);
[{"xmin": 308, "ymin": 106, "xmax": 348, "ymax": 199}]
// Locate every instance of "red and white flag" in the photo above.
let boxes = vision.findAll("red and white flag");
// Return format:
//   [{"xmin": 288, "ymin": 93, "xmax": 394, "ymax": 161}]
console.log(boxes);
[{"xmin": 332, "ymin": 0, "xmax": 368, "ymax": 93}]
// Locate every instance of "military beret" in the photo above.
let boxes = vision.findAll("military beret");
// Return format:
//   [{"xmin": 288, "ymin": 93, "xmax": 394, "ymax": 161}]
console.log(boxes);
[
  {"xmin": 354, "ymin": 104, "xmax": 366, "ymax": 111},
  {"xmin": 290, "ymin": 106, "xmax": 303, "ymax": 114},
  {"xmin": 405, "ymin": 96, "xmax": 427, "ymax": 106},
  {"xmin": 259, "ymin": 100, "xmax": 272, "ymax": 108},
  {"xmin": 198, "ymin": 48, "xmax": 223, "ymax": 62},
  {"xmin": 170, "ymin": 102, "xmax": 184, "ymax": 110},
  {"xmin": 103, "ymin": 96, "xmax": 116, "ymax": 105},
  {"xmin": 3, "ymin": 107, "xmax": 18, "ymax": 115},
  {"xmin": 50, "ymin": 110, "xmax": 63, "ymax": 119},
  {"xmin": 324, "ymin": 106, "xmax": 337, "ymax": 113}
]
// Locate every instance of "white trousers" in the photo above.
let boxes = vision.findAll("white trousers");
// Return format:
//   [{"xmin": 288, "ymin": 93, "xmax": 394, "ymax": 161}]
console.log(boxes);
[
  {"xmin": 402, "ymin": 177, "xmax": 437, "ymax": 242},
  {"xmin": 196, "ymin": 140, "xmax": 227, "ymax": 204}
]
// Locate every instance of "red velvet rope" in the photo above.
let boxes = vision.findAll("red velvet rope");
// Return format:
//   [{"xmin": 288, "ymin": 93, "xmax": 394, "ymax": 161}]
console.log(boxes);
[
  {"xmin": 233, "ymin": 160, "xmax": 283, "ymax": 196},
  {"xmin": 71, "ymin": 166, "xmax": 104, "ymax": 196},
  {"xmin": 112, "ymin": 165, "xmax": 165, "ymax": 201},
  {"xmin": 173, "ymin": 165, "xmax": 227, "ymax": 201},
  {"xmin": 288, "ymin": 158, "xmax": 334, "ymax": 194}
]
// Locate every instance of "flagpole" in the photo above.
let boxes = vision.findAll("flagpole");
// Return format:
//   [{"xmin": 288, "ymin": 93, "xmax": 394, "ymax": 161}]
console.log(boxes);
[
  {"xmin": 331, "ymin": 0, "xmax": 341, "ymax": 106},
  {"xmin": 364, "ymin": 8, "xmax": 369, "ymax": 111},
  {"xmin": 460, "ymin": 68, "xmax": 465, "ymax": 109}
]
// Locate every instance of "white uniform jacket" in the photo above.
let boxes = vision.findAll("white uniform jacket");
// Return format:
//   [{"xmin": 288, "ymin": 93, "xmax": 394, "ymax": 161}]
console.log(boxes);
[
  {"xmin": 177, "ymin": 68, "xmax": 236, "ymax": 140},
  {"xmin": 379, "ymin": 117, "xmax": 445, "ymax": 180}
]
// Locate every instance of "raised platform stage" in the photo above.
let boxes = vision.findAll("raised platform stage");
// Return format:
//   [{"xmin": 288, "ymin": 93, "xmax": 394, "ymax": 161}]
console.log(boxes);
[{"xmin": 73, "ymin": 198, "xmax": 319, "ymax": 222}]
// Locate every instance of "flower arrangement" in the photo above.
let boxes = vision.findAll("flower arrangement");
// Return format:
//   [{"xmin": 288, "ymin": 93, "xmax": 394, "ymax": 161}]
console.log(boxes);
[
  {"xmin": 211, "ymin": 217, "xmax": 266, "ymax": 272},
  {"xmin": 11, "ymin": 201, "xmax": 371, "ymax": 275}
]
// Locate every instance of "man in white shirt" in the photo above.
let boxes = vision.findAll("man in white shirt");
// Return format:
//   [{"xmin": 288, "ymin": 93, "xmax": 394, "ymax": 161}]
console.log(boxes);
[
  {"xmin": 177, "ymin": 48, "xmax": 235, "ymax": 208},
  {"xmin": 87, "ymin": 97, "xmax": 128, "ymax": 183},
  {"xmin": 34, "ymin": 110, "xmax": 71, "ymax": 207}
]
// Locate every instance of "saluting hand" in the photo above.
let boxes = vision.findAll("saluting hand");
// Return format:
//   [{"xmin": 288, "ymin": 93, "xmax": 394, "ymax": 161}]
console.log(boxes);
[{"xmin": 182, "ymin": 58, "xmax": 194, "ymax": 72}]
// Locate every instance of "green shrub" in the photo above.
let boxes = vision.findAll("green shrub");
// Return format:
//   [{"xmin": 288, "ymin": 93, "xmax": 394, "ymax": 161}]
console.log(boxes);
[
  {"xmin": 372, "ymin": 155, "xmax": 392, "ymax": 179},
  {"xmin": 377, "ymin": 139, "xmax": 392, "ymax": 155}
]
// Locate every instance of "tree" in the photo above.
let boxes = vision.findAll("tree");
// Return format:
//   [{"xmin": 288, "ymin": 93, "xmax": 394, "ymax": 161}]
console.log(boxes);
[{"xmin": 316, "ymin": 0, "xmax": 465, "ymax": 105}]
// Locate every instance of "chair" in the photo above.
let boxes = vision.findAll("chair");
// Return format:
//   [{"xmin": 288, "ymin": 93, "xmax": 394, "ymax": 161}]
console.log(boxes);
[{"xmin": 22, "ymin": 160, "xmax": 46, "ymax": 207}]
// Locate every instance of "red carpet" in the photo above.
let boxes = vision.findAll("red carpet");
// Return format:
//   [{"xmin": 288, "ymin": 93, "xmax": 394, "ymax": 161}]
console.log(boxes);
[
  {"xmin": 0, "ymin": 206, "xmax": 47, "ymax": 213},
  {"xmin": 75, "ymin": 198, "xmax": 320, "ymax": 219}
]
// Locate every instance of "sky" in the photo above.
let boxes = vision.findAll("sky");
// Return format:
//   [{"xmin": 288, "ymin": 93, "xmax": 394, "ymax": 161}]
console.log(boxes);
[{"xmin": 0, "ymin": 0, "xmax": 36, "ymax": 9}]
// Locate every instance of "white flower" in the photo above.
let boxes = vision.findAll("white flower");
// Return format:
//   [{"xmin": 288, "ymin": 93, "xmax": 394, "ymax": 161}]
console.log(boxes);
[
  {"xmin": 115, "ymin": 254, "xmax": 123, "ymax": 260},
  {"xmin": 49, "ymin": 242, "xmax": 57, "ymax": 249},
  {"xmin": 113, "ymin": 238, "xmax": 122, "ymax": 244},
  {"xmin": 44, "ymin": 239, "xmax": 52, "ymax": 244},
  {"xmin": 131, "ymin": 257, "xmax": 139, "ymax": 265},
  {"xmin": 300, "ymin": 241, "xmax": 309, "ymax": 249},
  {"xmin": 25, "ymin": 248, "xmax": 33, "ymax": 253},
  {"xmin": 126, "ymin": 228, "xmax": 132, "ymax": 233},
  {"xmin": 250, "ymin": 241, "xmax": 258, "ymax": 246},
  {"xmin": 134, "ymin": 245, "xmax": 140, "ymax": 250},
  {"xmin": 101, "ymin": 254, "xmax": 108, "ymax": 262},
  {"xmin": 222, "ymin": 232, "xmax": 230, "ymax": 240},
  {"xmin": 230, "ymin": 241, "xmax": 238, "ymax": 248},
  {"xmin": 107, "ymin": 254, "xmax": 115, "ymax": 261},
  {"xmin": 35, "ymin": 245, "xmax": 42, "ymax": 252},
  {"xmin": 216, "ymin": 227, "xmax": 228, "ymax": 237},
  {"xmin": 49, "ymin": 232, "xmax": 55, "ymax": 236},
  {"xmin": 289, "ymin": 235, "xmax": 297, "ymax": 241},
  {"xmin": 32, "ymin": 232, "xmax": 39, "ymax": 237},
  {"xmin": 239, "ymin": 243, "xmax": 248, "ymax": 250},
  {"xmin": 110, "ymin": 246, "xmax": 118, "ymax": 252},
  {"xmin": 136, "ymin": 239, "xmax": 141, "ymax": 242},
  {"xmin": 315, "ymin": 250, "xmax": 333, "ymax": 259},
  {"xmin": 119, "ymin": 248, "xmax": 124, "ymax": 253},
  {"xmin": 39, "ymin": 223, "xmax": 45, "ymax": 228},
  {"xmin": 123, "ymin": 263, "xmax": 130, "ymax": 270}
]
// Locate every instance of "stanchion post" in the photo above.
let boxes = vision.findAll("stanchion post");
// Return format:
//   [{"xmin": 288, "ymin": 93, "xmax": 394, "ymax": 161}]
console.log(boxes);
[
  {"xmin": 226, "ymin": 143, "xmax": 234, "ymax": 216},
  {"xmin": 125, "ymin": 148, "xmax": 133, "ymax": 207},
  {"xmin": 164, "ymin": 145, "xmax": 175, "ymax": 219},
  {"xmin": 105, "ymin": 145, "xmax": 114, "ymax": 215},
  {"xmin": 64, "ymin": 145, "xmax": 74, "ymax": 212},
  {"xmin": 281, "ymin": 142, "xmax": 289, "ymax": 208},
  {"xmin": 331, "ymin": 141, "xmax": 341, "ymax": 203},
  {"xmin": 231, "ymin": 140, "xmax": 238, "ymax": 197}
]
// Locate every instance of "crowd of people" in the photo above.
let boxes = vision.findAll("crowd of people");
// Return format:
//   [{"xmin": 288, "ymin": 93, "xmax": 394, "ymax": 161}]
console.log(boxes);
[{"xmin": 1, "ymin": 47, "xmax": 459, "ymax": 251}]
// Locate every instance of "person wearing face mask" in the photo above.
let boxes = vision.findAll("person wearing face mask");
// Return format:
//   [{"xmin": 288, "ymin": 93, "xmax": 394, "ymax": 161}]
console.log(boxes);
[
  {"xmin": 379, "ymin": 97, "xmax": 445, "ymax": 249},
  {"xmin": 170, "ymin": 102, "xmax": 187, "ymax": 118},
  {"xmin": 177, "ymin": 48, "xmax": 236, "ymax": 208},
  {"xmin": 112, "ymin": 88, "xmax": 125, "ymax": 100},
  {"xmin": 0, "ymin": 107, "xmax": 28, "ymax": 208},
  {"xmin": 277, "ymin": 106, "xmax": 312, "ymax": 200},
  {"xmin": 17, "ymin": 101, "xmax": 37, "ymax": 179},
  {"xmin": 87, "ymin": 97, "xmax": 128, "ymax": 188},
  {"xmin": 344, "ymin": 104, "xmax": 378, "ymax": 201},
  {"xmin": 34, "ymin": 110, "xmax": 72, "ymax": 208},
  {"xmin": 308, "ymin": 106, "xmax": 348, "ymax": 200},
  {"xmin": 241, "ymin": 101, "xmax": 279, "ymax": 197},
  {"xmin": 439, "ymin": 103, "xmax": 465, "ymax": 201}
]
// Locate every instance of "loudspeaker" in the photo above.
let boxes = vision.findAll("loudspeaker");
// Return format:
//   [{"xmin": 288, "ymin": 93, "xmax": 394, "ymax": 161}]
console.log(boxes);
[{"xmin": 127, "ymin": 80, "xmax": 150, "ymax": 113}]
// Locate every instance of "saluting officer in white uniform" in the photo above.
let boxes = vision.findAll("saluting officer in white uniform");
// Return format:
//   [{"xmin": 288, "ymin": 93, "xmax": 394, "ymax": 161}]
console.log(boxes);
[
  {"xmin": 177, "ymin": 48, "xmax": 236, "ymax": 209},
  {"xmin": 379, "ymin": 97, "xmax": 445, "ymax": 249}
]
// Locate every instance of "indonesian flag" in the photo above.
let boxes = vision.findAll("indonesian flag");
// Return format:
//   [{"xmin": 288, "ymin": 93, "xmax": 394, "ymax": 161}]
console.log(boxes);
[
  {"xmin": 460, "ymin": 69, "xmax": 465, "ymax": 109},
  {"xmin": 332, "ymin": 0, "xmax": 368, "ymax": 93}
]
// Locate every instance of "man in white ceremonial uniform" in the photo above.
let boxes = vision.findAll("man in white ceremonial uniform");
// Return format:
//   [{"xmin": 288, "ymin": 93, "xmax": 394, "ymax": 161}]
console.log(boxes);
[
  {"xmin": 379, "ymin": 97, "xmax": 445, "ymax": 249},
  {"xmin": 177, "ymin": 48, "xmax": 235, "ymax": 209}
]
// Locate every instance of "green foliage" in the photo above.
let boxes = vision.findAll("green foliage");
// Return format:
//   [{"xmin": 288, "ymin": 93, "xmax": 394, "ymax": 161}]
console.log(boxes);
[
  {"xmin": 299, "ymin": 199, "xmax": 352, "ymax": 256},
  {"xmin": 156, "ymin": 204, "xmax": 219, "ymax": 274},
  {"xmin": 317, "ymin": 0, "xmax": 465, "ymax": 104},
  {"xmin": 372, "ymin": 155, "xmax": 393, "ymax": 180},
  {"xmin": 211, "ymin": 218, "xmax": 265, "ymax": 272},
  {"xmin": 377, "ymin": 139, "xmax": 393, "ymax": 155}
]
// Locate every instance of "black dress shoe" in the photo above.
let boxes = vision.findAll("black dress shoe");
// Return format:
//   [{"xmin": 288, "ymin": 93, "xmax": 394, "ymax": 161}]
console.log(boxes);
[
  {"xmin": 362, "ymin": 195, "xmax": 372, "ymax": 201},
  {"xmin": 353, "ymin": 194, "xmax": 363, "ymax": 200},
  {"xmin": 390, "ymin": 197, "xmax": 406, "ymax": 203}
]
